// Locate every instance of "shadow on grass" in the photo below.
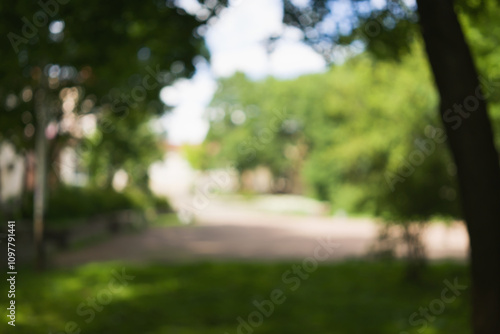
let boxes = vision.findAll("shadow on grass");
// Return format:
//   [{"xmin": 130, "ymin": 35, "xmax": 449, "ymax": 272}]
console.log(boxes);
[{"xmin": 5, "ymin": 261, "xmax": 469, "ymax": 334}]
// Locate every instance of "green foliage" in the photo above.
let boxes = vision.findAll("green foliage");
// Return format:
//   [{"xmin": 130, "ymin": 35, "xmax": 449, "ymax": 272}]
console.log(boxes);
[
  {"xmin": 150, "ymin": 213, "xmax": 182, "ymax": 226},
  {"xmin": 282, "ymin": 0, "xmax": 419, "ymax": 62},
  {"xmin": 15, "ymin": 186, "xmax": 172, "ymax": 223},
  {"xmin": 182, "ymin": 143, "xmax": 212, "ymax": 170},
  {"xmin": 0, "ymin": 0, "xmax": 223, "ymax": 221},
  {"xmin": 18, "ymin": 187, "xmax": 132, "ymax": 222},
  {"xmin": 0, "ymin": 0, "xmax": 208, "ymax": 150},
  {"xmin": 282, "ymin": 0, "xmax": 499, "ymax": 63},
  {"xmin": 0, "ymin": 0, "xmax": 213, "ymax": 221},
  {"xmin": 206, "ymin": 72, "xmax": 306, "ymax": 179},
  {"xmin": 204, "ymin": 44, "xmax": 460, "ymax": 221},
  {"xmin": 151, "ymin": 195, "xmax": 174, "ymax": 213},
  {"xmin": 276, "ymin": 0, "xmax": 500, "ymax": 223},
  {"xmin": 81, "ymin": 112, "xmax": 164, "ymax": 190},
  {"xmin": 3, "ymin": 261, "xmax": 470, "ymax": 334},
  {"xmin": 458, "ymin": 1, "xmax": 500, "ymax": 146}
]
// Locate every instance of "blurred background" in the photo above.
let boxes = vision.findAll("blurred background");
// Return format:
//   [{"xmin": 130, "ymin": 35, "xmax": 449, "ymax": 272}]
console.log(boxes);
[{"xmin": 1, "ymin": 0, "xmax": 499, "ymax": 333}]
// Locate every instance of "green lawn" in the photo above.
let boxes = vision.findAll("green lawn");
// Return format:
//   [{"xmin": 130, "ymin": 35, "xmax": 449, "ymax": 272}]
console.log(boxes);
[{"xmin": 4, "ymin": 261, "xmax": 470, "ymax": 334}]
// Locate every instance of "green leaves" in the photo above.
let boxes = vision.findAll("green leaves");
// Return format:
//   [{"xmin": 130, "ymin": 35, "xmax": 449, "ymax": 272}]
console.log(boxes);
[
  {"xmin": 0, "ymin": 0, "xmax": 208, "ymax": 153},
  {"xmin": 204, "ymin": 44, "xmax": 461, "ymax": 221}
]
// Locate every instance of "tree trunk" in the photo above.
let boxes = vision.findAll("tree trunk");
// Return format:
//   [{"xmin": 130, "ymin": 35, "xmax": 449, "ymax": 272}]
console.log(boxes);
[
  {"xmin": 416, "ymin": 1, "xmax": 500, "ymax": 333},
  {"xmin": 34, "ymin": 88, "xmax": 48, "ymax": 271}
]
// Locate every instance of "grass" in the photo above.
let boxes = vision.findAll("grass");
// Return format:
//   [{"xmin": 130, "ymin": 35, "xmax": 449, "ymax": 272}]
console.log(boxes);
[
  {"xmin": 68, "ymin": 233, "xmax": 114, "ymax": 252},
  {"xmin": 3, "ymin": 261, "xmax": 470, "ymax": 334},
  {"xmin": 149, "ymin": 213, "xmax": 184, "ymax": 227}
]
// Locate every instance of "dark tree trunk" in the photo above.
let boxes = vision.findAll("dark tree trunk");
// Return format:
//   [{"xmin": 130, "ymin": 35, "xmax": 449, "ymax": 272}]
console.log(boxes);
[{"xmin": 416, "ymin": 1, "xmax": 500, "ymax": 333}]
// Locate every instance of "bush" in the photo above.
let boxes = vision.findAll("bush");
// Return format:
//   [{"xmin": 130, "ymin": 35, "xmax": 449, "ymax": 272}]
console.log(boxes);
[
  {"xmin": 19, "ymin": 186, "xmax": 142, "ymax": 221},
  {"xmin": 11, "ymin": 186, "xmax": 174, "ymax": 231},
  {"xmin": 151, "ymin": 195, "xmax": 173, "ymax": 213}
]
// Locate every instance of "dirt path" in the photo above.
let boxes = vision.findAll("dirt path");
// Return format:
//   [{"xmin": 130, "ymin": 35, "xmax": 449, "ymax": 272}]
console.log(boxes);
[{"xmin": 53, "ymin": 198, "xmax": 469, "ymax": 267}]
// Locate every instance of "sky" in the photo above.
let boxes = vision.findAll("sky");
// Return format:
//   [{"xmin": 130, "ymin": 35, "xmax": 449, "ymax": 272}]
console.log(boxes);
[{"xmin": 159, "ymin": 0, "xmax": 327, "ymax": 145}]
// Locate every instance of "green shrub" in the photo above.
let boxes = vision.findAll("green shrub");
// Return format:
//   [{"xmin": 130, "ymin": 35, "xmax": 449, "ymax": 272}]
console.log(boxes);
[
  {"xmin": 151, "ymin": 195, "xmax": 173, "ymax": 213},
  {"xmin": 19, "ymin": 186, "xmax": 135, "ymax": 220},
  {"xmin": 12, "ymin": 186, "xmax": 174, "ymax": 231}
]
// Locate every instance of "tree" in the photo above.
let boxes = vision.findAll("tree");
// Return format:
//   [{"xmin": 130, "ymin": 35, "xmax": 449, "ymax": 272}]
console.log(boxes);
[
  {"xmin": 205, "ymin": 49, "xmax": 460, "ymax": 272},
  {"xmin": 82, "ymin": 110, "xmax": 164, "ymax": 192},
  {"xmin": 280, "ymin": 0, "xmax": 500, "ymax": 332},
  {"xmin": 416, "ymin": 1, "xmax": 500, "ymax": 332},
  {"xmin": 0, "ymin": 0, "xmax": 210, "ymax": 269}
]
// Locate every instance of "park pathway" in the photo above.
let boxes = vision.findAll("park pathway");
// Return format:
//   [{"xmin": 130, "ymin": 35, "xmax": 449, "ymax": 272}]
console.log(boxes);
[{"xmin": 54, "ymin": 196, "xmax": 469, "ymax": 267}]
